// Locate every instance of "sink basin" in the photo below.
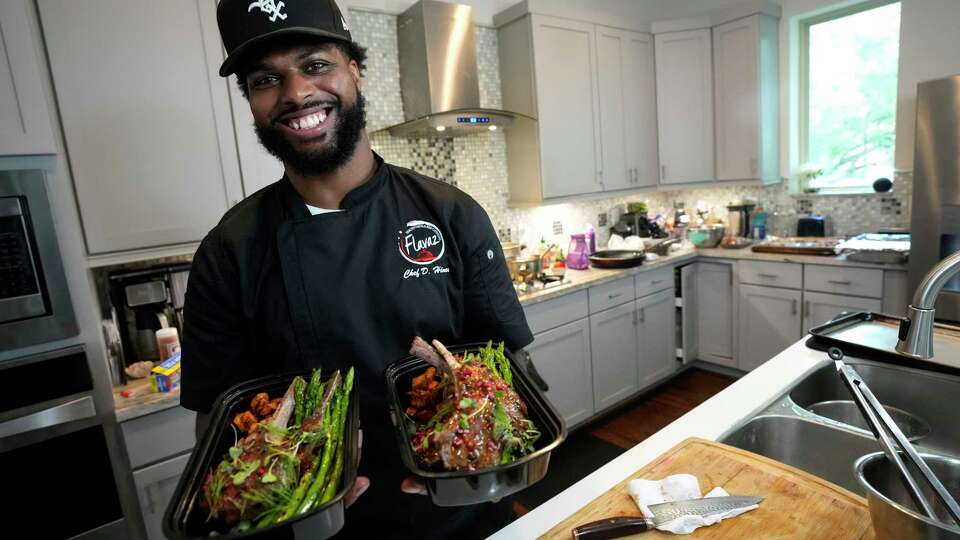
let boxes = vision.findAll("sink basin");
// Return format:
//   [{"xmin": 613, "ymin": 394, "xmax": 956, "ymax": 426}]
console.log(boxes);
[
  {"xmin": 720, "ymin": 359, "xmax": 960, "ymax": 495},
  {"xmin": 722, "ymin": 416, "xmax": 876, "ymax": 494}
]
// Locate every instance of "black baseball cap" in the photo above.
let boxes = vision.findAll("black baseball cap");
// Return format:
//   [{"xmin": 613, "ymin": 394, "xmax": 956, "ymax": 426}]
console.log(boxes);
[{"xmin": 217, "ymin": 0, "xmax": 353, "ymax": 77}]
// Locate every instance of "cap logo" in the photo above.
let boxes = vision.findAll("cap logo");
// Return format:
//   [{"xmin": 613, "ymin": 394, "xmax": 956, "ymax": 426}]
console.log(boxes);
[
  {"xmin": 248, "ymin": 0, "xmax": 287, "ymax": 22},
  {"xmin": 341, "ymin": 15, "xmax": 350, "ymax": 31}
]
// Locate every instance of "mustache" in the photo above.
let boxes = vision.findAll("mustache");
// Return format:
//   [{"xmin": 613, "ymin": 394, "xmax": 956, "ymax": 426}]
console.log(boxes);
[{"xmin": 270, "ymin": 99, "xmax": 340, "ymax": 124}]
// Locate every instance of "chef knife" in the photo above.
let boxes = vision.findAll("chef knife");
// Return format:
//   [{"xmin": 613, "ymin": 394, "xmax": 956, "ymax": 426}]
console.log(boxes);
[{"xmin": 572, "ymin": 495, "xmax": 763, "ymax": 540}]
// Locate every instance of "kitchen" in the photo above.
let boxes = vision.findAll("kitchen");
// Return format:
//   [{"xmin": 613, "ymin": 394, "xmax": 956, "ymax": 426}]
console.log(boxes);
[{"xmin": 2, "ymin": 0, "xmax": 960, "ymax": 538}]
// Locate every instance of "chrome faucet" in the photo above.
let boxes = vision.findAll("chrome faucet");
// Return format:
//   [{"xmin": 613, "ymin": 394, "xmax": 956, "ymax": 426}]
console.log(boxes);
[{"xmin": 896, "ymin": 251, "xmax": 960, "ymax": 359}]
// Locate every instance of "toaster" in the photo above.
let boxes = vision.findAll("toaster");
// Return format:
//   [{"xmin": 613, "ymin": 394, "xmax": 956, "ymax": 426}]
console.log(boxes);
[{"xmin": 797, "ymin": 214, "xmax": 828, "ymax": 237}]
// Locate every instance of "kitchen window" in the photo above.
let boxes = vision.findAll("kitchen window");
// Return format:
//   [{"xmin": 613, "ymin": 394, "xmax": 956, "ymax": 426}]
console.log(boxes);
[{"xmin": 798, "ymin": 0, "xmax": 901, "ymax": 193}]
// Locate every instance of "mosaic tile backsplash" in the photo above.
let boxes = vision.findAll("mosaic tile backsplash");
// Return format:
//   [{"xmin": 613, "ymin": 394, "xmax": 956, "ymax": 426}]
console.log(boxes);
[{"xmin": 349, "ymin": 9, "xmax": 912, "ymax": 250}]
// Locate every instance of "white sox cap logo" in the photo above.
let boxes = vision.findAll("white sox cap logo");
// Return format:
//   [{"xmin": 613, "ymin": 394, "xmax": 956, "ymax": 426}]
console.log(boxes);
[{"xmin": 248, "ymin": 0, "xmax": 287, "ymax": 22}]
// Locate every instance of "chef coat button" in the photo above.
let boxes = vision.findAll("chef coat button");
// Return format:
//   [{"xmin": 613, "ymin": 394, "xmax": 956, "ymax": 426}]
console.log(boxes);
[{"xmin": 486, "ymin": 249, "xmax": 494, "ymax": 260}]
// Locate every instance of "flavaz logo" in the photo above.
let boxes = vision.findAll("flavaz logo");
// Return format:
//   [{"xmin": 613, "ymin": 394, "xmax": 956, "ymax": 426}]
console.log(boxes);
[{"xmin": 397, "ymin": 220, "xmax": 445, "ymax": 265}]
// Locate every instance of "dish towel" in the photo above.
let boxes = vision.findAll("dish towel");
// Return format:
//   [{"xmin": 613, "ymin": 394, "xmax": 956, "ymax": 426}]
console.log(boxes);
[{"xmin": 627, "ymin": 474, "xmax": 759, "ymax": 535}]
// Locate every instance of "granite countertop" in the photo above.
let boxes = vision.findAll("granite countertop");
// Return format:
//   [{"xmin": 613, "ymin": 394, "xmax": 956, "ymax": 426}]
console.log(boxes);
[
  {"xmin": 112, "ymin": 244, "xmax": 908, "ymax": 421},
  {"xmin": 113, "ymin": 377, "xmax": 181, "ymax": 422}
]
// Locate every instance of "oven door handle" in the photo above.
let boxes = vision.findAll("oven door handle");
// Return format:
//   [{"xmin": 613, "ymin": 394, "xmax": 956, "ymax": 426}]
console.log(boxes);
[{"xmin": 0, "ymin": 396, "xmax": 96, "ymax": 439}]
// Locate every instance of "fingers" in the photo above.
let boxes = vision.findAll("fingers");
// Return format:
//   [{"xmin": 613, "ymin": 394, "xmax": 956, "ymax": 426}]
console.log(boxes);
[
  {"xmin": 400, "ymin": 476, "xmax": 427, "ymax": 495},
  {"xmin": 344, "ymin": 476, "xmax": 370, "ymax": 508}
]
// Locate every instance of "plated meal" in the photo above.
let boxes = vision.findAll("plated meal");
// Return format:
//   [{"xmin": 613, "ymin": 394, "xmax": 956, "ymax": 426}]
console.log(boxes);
[
  {"xmin": 199, "ymin": 367, "xmax": 354, "ymax": 534},
  {"xmin": 406, "ymin": 337, "xmax": 541, "ymax": 471}
]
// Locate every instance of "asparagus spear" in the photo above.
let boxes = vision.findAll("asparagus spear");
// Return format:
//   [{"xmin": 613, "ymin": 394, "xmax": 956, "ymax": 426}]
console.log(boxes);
[
  {"xmin": 302, "ymin": 367, "xmax": 354, "ymax": 511},
  {"xmin": 293, "ymin": 377, "xmax": 306, "ymax": 426}
]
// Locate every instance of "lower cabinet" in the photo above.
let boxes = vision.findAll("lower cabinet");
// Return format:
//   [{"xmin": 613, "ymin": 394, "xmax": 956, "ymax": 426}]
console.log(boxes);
[
  {"xmin": 638, "ymin": 289, "xmax": 678, "ymax": 387},
  {"xmin": 738, "ymin": 284, "xmax": 802, "ymax": 371},
  {"xmin": 133, "ymin": 452, "xmax": 191, "ymax": 540},
  {"xmin": 590, "ymin": 301, "xmax": 640, "ymax": 412},
  {"xmin": 803, "ymin": 291, "xmax": 881, "ymax": 334},
  {"xmin": 526, "ymin": 318, "xmax": 594, "ymax": 427}
]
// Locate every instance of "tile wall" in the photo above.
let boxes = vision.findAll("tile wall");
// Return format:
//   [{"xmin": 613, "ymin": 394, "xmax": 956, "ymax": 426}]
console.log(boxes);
[{"xmin": 349, "ymin": 9, "xmax": 912, "ymax": 250}]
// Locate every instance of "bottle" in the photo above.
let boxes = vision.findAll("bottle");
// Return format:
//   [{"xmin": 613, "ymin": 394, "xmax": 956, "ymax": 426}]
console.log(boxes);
[
  {"xmin": 155, "ymin": 327, "xmax": 181, "ymax": 363},
  {"xmin": 584, "ymin": 224, "xmax": 596, "ymax": 255}
]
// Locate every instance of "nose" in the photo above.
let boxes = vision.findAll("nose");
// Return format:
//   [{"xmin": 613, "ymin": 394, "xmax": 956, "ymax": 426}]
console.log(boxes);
[{"xmin": 279, "ymin": 71, "xmax": 314, "ymax": 108}]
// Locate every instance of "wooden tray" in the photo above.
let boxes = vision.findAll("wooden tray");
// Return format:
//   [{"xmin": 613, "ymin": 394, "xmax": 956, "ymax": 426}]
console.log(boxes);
[{"xmin": 540, "ymin": 438, "xmax": 874, "ymax": 539}]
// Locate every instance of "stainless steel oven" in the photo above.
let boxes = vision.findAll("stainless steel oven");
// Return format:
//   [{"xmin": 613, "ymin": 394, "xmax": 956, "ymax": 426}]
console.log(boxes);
[
  {"xmin": 0, "ymin": 345, "xmax": 125, "ymax": 538},
  {"xmin": 0, "ymin": 169, "xmax": 77, "ymax": 350}
]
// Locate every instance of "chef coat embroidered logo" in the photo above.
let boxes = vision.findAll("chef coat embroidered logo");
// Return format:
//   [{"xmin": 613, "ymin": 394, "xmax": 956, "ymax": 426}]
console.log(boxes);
[
  {"xmin": 397, "ymin": 220, "xmax": 445, "ymax": 266},
  {"xmin": 248, "ymin": 0, "xmax": 287, "ymax": 22}
]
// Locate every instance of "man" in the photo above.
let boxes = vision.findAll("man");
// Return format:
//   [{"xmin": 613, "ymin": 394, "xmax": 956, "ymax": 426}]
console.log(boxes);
[{"xmin": 180, "ymin": 0, "xmax": 534, "ymax": 537}]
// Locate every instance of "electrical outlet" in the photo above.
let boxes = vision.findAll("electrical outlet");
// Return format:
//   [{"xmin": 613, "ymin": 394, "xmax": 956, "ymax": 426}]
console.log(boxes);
[
  {"xmin": 598, "ymin": 213, "xmax": 608, "ymax": 227},
  {"xmin": 552, "ymin": 221, "xmax": 563, "ymax": 235}
]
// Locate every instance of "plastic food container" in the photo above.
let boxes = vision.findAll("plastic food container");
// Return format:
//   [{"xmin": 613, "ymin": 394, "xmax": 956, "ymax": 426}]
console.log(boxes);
[
  {"xmin": 164, "ymin": 371, "xmax": 359, "ymax": 540},
  {"xmin": 384, "ymin": 343, "xmax": 566, "ymax": 506}
]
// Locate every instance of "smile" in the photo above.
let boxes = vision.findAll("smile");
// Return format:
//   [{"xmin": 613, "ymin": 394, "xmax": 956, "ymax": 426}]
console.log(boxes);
[{"xmin": 280, "ymin": 106, "xmax": 334, "ymax": 132}]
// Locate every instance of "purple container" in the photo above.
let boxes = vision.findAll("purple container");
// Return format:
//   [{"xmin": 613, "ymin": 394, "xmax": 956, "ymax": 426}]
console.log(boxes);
[{"xmin": 567, "ymin": 233, "xmax": 590, "ymax": 269}]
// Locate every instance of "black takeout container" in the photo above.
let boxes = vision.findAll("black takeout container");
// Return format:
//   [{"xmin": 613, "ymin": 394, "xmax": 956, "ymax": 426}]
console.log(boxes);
[
  {"xmin": 164, "ymin": 370, "xmax": 359, "ymax": 540},
  {"xmin": 384, "ymin": 343, "xmax": 567, "ymax": 506}
]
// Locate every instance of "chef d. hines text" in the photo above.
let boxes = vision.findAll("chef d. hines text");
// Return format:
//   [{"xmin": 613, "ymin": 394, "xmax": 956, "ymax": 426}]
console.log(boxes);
[{"xmin": 398, "ymin": 220, "xmax": 449, "ymax": 279}]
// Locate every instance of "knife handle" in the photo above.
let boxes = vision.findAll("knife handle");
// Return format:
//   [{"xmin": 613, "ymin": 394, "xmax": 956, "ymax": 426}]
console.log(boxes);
[{"xmin": 572, "ymin": 517, "xmax": 654, "ymax": 539}]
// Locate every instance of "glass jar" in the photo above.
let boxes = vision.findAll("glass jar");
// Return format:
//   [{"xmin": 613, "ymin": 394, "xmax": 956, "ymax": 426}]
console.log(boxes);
[{"xmin": 567, "ymin": 233, "xmax": 590, "ymax": 270}]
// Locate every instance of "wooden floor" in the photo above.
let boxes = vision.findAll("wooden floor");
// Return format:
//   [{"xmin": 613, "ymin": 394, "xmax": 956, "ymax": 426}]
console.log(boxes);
[
  {"xmin": 513, "ymin": 368, "xmax": 736, "ymax": 518},
  {"xmin": 589, "ymin": 368, "xmax": 736, "ymax": 449}
]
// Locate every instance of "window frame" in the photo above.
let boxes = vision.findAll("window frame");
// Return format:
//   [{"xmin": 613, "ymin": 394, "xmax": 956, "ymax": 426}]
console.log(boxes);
[{"xmin": 797, "ymin": 0, "xmax": 901, "ymax": 193}]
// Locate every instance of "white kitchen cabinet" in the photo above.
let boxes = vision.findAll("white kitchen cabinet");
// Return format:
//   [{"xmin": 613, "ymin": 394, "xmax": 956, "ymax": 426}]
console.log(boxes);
[
  {"xmin": 713, "ymin": 14, "xmax": 779, "ymax": 183},
  {"xmin": 596, "ymin": 26, "xmax": 658, "ymax": 191},
  {"xmin": 803, "ymin": 291, "xmax": 881, "ymax": 334},
  {"xmin": 738, "ymin": 284, "xmax": 802, "ymax": 371},
  {"xmin": 590, "ymin": 301, "xmax": 639, "ymax": 412},
  {"xmin": 526, "ymin": 318, "xmax": 594, "ymax": 428},
  {"xmin": 499, "ymin": 15, "xmax": 602, "ymax": 201},
  {"xmin": 227, "ymin": 80, "xmax": 284, "ymax": 197},
  {"xmin": 696, "ymin": 263, "xmax": 735, "ymax": 367},
  {"xmin": 655, "ymin": 29, "xmax": 714, "ymax": 184},
  {"xmin": 37, "ymin": 0, "xmax": 244, "ymax": 254},
  {"xmin": 133, "ymin": 452, "xmax": 190, "ymax": 540},
  {"xmin": 0, "ymin": 0, "xmax": 56, "ymax": 155},
  {"xmin": 637, "ymin": 289, "xmax": 677, "ymax": 388}
]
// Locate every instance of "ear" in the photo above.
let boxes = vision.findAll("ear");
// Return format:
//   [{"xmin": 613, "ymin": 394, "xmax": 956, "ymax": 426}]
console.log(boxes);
[{"xmin": 349, "ymin": 59, "xmax": 362, "ymax": 90}]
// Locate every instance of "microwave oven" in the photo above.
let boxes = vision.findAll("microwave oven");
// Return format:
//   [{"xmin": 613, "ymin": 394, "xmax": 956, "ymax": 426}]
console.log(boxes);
[{"xmin": 0, "ymin": 169, "xmax": 77, "ymax": 351}]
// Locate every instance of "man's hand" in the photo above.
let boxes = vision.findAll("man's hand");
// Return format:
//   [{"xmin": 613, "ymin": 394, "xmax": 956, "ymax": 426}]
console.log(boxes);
[{"xmin": 400, "ymin": 476, "xmax": 427, "ymax": 495}]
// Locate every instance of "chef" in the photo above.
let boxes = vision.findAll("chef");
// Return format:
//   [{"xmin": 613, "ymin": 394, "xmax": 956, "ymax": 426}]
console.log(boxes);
[{"xmin": 180, "ymin": 0, "xmax": 534, "ymax": 537}]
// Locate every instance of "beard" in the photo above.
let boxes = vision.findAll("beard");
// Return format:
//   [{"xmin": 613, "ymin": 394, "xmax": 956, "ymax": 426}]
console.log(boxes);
[{"xmin": 255, "ymin": 90, "xmax": 367, "ymax": 176}]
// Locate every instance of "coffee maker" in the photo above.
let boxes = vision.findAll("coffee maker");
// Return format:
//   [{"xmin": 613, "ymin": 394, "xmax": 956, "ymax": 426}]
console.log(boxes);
[{"xmin": 107, "ymin": 263, "xmax": 190, "ymax": 371}]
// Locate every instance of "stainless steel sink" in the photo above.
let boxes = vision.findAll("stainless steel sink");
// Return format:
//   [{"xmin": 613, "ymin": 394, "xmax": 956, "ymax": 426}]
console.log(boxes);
[
  {"xmin": 719, "ymin": 359, "xmax": 960, "ymax": 495},
  {"xmin": 721, "ymin": 416, "xmax": 877, "ymax": 493}
]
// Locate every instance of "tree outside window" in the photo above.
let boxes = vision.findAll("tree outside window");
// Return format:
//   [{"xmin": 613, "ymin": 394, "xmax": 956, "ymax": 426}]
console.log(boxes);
[{"xmin": 801, "ymin": 1, "xmax": 901, "ymax": 192}]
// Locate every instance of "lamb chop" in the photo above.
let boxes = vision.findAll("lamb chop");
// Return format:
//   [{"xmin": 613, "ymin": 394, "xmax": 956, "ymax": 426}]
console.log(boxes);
[{"xmin": 407, "ymin": 338, "xmax": 540, "ymax": 471}]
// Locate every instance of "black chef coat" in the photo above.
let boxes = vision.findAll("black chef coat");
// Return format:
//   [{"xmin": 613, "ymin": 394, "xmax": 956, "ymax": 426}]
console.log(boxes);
[{"xmin": 181, "ymin": 152, "xmax": 533, "ymax": 539}]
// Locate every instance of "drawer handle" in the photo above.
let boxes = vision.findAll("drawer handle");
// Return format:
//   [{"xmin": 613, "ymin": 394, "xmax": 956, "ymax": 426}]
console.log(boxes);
[
  {"xmin": 758, "ymin": 273, "xmax": 778, "ymax": 278},
  {"xmin": 650, "ymin": 279, "xmax": 664, "ymax": 285},
  {"xmin": 828, "ymin": 280, "xmax": 852, "ymax": 285},
  {"xmin": 608, "ymin": 292, "xmax": 623, "ymax": 300},
  {"xmin": 639, "ymin": 307, "xmax": 645, "ymax": 323}
]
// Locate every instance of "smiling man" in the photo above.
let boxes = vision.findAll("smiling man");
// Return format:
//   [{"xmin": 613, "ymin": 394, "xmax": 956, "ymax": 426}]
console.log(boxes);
[{"xmin": 180, "ymin": 0, "xmax": 534, "ymax": 538}]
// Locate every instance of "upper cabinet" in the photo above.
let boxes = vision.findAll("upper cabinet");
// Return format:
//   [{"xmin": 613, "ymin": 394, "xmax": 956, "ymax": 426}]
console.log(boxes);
[
  {"xmin": 497, "ymin": 14, "xmax": 658, "ymax": 203},
  {"xmin": 713, "ymin": 14, "xmax": 779, "ymax": 183},
  {"xmin": 596, "ymin": 27, "xmax": 659, "ymax": 190},
  {"xmin": 655, "ymin": 29, "xmax": 714, "ymax": 185},
  {"xmin": 0, "ymin": 0, "xmax": 56, "ymax": 155},
  {"xmin": 37, "ymin": 0, "xmax": 244, "ymax": 254}
]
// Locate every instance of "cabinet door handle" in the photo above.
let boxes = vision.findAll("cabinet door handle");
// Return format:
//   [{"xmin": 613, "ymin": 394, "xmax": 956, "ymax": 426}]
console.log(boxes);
[
  {"xmin": 828, "ymin": 280, "xmax": 852, "ymax": 285},
  {"xmin": 632, "ymin": 309, "xmax": 638, "ymax": 325},
  {"xmin": 634, "ymin": 168, "xmax": 638, "ymax": 183},
  {"xmin": 651, "ymin": 279, "xmax": 664, "ymax": 285},
  {"xmin": 805, "ymin": 300, "xmax": 811, "ymax": 318},
  {"xmin": 792, "ymin": 299, "xmax": 798, "ymax": 315},
  {"xmin": 661, "ymin": 164, "xmax": 667, "ymax": 180},
  {"xmin": 639, "ymin": 307, "xmax": 645, "ymax": 323},
  {"xmin": 758, "ymin": 273, "xmax": 778, "ymax": 279},
  {"xmin": 596, "ymin": 169, "xmax": 603, "ymax": 184}
]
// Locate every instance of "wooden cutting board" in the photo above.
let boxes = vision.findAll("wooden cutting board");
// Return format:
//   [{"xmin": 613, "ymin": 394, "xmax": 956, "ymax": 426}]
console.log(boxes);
[{"xmin": 540, "ymin": 438, "xmax": 874, "ymax": 539}]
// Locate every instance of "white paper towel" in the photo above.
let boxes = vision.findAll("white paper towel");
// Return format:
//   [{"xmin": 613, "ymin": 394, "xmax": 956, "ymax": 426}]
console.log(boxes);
[{"xmin": 627, "ymin": 474, "xmax": 759, "ymax": 535}]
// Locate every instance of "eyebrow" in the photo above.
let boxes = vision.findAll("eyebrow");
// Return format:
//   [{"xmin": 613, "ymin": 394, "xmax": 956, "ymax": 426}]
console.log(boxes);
[{"xmin": 246, "ymin": 44, "xmax": 338, "ymax": 75}]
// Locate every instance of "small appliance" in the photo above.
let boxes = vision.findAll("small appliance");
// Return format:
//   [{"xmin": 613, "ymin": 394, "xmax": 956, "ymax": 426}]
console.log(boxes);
[{"xmin": 797, "ymin": 214, "xmax": 828, "ymax": 237}]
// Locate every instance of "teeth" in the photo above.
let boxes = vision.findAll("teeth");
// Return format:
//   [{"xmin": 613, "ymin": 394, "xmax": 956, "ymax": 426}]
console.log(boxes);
[{"xmin": 288, "ymin": 111, "xmax": 328, "ymax": 130}]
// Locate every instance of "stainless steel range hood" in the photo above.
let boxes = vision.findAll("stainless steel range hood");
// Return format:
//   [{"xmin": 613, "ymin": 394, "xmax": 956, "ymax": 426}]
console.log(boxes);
[{"xmin": 385, "ymin": 0, "xmax": 525, "ymax": 138}]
